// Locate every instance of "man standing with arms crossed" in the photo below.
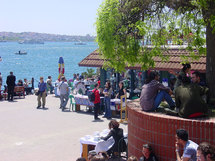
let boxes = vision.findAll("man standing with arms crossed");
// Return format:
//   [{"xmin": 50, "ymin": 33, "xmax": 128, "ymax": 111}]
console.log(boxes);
[{"xmin": 6, "ymin": 71, "xmax": 16, "ymax": 101}]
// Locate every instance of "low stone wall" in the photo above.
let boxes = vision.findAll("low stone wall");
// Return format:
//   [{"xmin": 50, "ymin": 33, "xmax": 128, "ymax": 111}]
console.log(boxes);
[{"xmin": 127, "ymin": 99, "xmax": 215, "ymax": 161}]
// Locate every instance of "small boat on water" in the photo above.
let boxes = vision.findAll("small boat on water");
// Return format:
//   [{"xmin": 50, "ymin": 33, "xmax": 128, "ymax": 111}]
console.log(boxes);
[
  {"xmin": 74, "ymin": 42, "xmax": 87, "ymax": 45},
  {"xmin": 18, "ymin": 40, "xmax": 44, "ymax": 44},
  {"xmin": 15, "ymin": 51, "xmax": 27, "ymax": 55}
]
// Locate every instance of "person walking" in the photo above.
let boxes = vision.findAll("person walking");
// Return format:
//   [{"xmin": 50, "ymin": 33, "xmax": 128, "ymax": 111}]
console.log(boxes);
[
  {"xmin": 59, "ymin": 76, "xmax": 69, "ymax": 111},
  {"xmin": 37, "ymin": 77, "xmax": 47, "ymax": 109},
  {"xmin": 92, "ymin": 83, "xmax": 100, "ymax": 120},
  {"xmin": 46, "ymin": 76, "xmax": 54, "ymax": 94},
  {"xmin": 6, "ymin": 71, "xmax": 16, "ymax": 101}
]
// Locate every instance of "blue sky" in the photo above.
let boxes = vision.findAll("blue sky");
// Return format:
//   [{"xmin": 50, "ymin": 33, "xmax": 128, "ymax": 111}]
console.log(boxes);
[{"xmin": 0, "ymin": 0, "xmax": 103, "ymax": 36}]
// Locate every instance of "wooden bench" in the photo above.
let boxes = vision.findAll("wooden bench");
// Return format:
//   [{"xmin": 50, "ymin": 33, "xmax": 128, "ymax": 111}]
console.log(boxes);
[{"xmin": 14, "ymin": 86, "xmax": 25, "ymax": 98}]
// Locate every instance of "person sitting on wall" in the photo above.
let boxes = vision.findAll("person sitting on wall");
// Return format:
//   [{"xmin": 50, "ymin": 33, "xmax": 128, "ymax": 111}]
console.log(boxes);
[
  {"xmin": 175, "ymin": 76, "xmax": 209, "ymax": 118},
  {"xmin": 191, "ymin": 71, "xmax": 206, "ymax": 86},
  {"xmin": 197, "ymin": 142, "xmax": 215, "ymax": 161},
  {"xmin": 139, "ymin": 144, "xmax": 158, "ymax": 161},
  {"xmin": 140, "ymin": 71, "xmax": 175, "ymax": 112},
  {"xmin": 173, "ymin": 63, "xmax": 191, "ymax": 91},
  {"xmin": 175, "ymin": 129, "xmax": 198, "ymax": 161}
]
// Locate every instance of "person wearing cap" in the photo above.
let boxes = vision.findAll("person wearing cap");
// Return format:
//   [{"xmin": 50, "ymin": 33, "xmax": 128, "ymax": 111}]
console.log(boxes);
[
  {"xmin": 175, "ymin": 129, "xmax": 198, "ymax": 161},
  {"xmin": 59, "ymin": 76, "xmax": 69, "ymax": 111}
]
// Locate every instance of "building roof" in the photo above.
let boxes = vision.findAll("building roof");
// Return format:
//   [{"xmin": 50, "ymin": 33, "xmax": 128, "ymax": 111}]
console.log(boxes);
[{"xmin": 78, "ymin": 49, "xmax": 206, "ymax": 72}]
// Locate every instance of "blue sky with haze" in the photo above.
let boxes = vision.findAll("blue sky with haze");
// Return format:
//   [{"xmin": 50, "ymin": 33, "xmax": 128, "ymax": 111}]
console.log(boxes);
[{"xmin": 0, "ymin": 0, "xmax": 103, "ymax": 36}]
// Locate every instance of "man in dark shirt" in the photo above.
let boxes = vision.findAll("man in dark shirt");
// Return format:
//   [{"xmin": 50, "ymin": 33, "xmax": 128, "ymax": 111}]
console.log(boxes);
[
  {"xmin": 6, "ymin": 71, "xmax": 16, "ymax": 101},
  {"xmin": 175, "ymin": 77, "xmax": 208, "ymax": 118},
  {"xmin": 191, "ymin": 71, "xmax": 206, "ymax": 86},
  {"xmin": 92, "ymin": 83, "xmax": 100, "ymax": 120}
]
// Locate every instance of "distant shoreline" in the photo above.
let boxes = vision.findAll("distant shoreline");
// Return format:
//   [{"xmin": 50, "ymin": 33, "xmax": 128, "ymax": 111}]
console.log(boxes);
[{"xmin": 0, "ymin": 32, "xmax": 96, "ymax": 42}]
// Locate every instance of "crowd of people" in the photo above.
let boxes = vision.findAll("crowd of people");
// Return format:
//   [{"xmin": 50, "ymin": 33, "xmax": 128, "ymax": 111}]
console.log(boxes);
[
  {"xmin": 0, "ymin": 71, "xmax": 35, "ymax": 101},
  {"xmin": 1, "ymin": 69, "xmax": 214, "ymax": 161},
  {"xmin": 140, "ymin": 63, "xmax": 211, "ymax": 118},
  {"xmin": 76, "ymin": 128, "xmax": 215, "ymax": 161}
]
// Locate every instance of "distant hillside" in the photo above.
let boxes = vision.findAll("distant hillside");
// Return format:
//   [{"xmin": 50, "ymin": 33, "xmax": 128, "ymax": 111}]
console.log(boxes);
[{"xmin": 0, "ymin": 32, "xmax": 96, "ymax": 42}]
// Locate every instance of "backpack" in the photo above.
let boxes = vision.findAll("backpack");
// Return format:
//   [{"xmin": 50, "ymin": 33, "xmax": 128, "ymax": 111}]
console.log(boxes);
[{"xmin": 88, "ymin": 90, "xmax": 96, "ymax": 102}]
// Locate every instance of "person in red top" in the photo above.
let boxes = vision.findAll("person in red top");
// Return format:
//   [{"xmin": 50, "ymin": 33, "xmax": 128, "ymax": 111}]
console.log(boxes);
[
  {"xmin": 93, "ymin": 83, "xmax": 100, "ymax": 120},
  {"xmin": 97, "ymin": 77, "xmax": 101, "ymax": 87}
]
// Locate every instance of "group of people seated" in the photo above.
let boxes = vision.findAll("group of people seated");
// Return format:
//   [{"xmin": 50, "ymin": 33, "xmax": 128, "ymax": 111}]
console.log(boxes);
[
  {"xmin": 16, "ymin": 78, "xmax": 33, "ymax": 95},
  {"xmin": 76, "ymin": 128, "xmax": 215, "ymax": 161},
  {"xmin": 140, "ymin": 63, "xmax": 210, "ymax": 118},
  {"xmin": 128, "ymin": 129, "xmax": 215, "ymax": 161}
]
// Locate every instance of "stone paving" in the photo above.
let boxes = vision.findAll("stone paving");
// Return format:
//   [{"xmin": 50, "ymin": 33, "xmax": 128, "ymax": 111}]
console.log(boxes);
[{"xmin": 0, "ymin": 95, "xmax": 128, "ymax": 161}]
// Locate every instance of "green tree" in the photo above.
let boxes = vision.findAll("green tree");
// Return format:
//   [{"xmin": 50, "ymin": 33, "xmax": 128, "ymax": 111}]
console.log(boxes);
[
  {"xmin": 81, "ymin": 68, "xmax": 95, "ymax": 78},
  {"xmin": 96, "ymin": 0, "xmax": 215, "ymax": 98}
]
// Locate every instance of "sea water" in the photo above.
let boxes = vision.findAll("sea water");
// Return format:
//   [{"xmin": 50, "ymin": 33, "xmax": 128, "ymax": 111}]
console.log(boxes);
[{"xmin": 0, "ymin": 42, "xmax": 98, "ymax": 85}]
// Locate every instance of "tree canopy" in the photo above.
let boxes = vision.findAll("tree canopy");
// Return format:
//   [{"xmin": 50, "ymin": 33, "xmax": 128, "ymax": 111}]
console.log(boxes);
[{"xmin": 96, "ymin": 0, "xmax": 215, "ymax": 97}]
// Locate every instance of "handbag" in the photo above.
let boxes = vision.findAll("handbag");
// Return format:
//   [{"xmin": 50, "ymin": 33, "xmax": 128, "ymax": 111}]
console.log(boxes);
[{"xmin": 35, "ymin": 91, "xmax": 40, "ymax": 96}]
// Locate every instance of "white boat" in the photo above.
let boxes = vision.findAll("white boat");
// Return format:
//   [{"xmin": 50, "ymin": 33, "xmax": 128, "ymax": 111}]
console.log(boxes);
[
  {"xmin": 15, "ymin": 51, "xmax": 27, "ymax": 55},
  {"xmin": 18, "ymin": 40, "xmax": 44, "ymax": 44},
  {"xmin": 74, "ymin": 42, "xmax": 87, "ymax": 45}
]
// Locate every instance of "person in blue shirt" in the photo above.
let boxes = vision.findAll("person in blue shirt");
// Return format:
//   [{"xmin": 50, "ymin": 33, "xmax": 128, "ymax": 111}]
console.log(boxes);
[
  {"xmin": 37, "ymin": 77, "xmax": 47, "ymax": 109},
  {"xmin": 175, "ymin": 129, "xmax": 198, "ymax": 161}
]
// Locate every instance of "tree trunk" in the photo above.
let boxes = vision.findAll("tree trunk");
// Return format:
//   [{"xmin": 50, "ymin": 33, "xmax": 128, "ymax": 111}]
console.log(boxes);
[{"xmin": 206, "ymin": 25, "xmax": 215, "ymax": 99}]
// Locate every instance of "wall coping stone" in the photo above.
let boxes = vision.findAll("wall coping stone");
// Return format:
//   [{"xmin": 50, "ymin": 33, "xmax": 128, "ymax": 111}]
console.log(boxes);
[{"xmin": 128, "ymin": 99, "xmax": 215, "ymax": 123}]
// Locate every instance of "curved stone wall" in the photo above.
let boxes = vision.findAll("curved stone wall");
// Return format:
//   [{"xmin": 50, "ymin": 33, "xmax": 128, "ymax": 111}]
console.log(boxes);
[{"xmin": 127, "ymin": 99, "xmax": 215, "ymax": 161}]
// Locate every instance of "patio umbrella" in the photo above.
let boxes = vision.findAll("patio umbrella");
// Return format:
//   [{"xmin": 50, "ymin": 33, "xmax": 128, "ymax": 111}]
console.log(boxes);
[{"xmin": 58, "ymin": 57, "xmax": 65, "ymax": 81}]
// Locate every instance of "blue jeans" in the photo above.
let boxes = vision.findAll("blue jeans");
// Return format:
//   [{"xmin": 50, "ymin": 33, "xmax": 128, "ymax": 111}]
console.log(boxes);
[
  {"xmin": 104, "ymin": 97, "xmax": 112, "ymax": 118},
  {"xmin": 153, "ymin": 91, "xmax": 175, "ymax": 111}
]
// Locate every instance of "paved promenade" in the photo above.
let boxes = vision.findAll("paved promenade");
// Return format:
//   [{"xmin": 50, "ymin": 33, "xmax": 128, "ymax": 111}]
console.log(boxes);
[{"xmin": 0, "ymin": 95, "xmax": 128, "ymax": 161}]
